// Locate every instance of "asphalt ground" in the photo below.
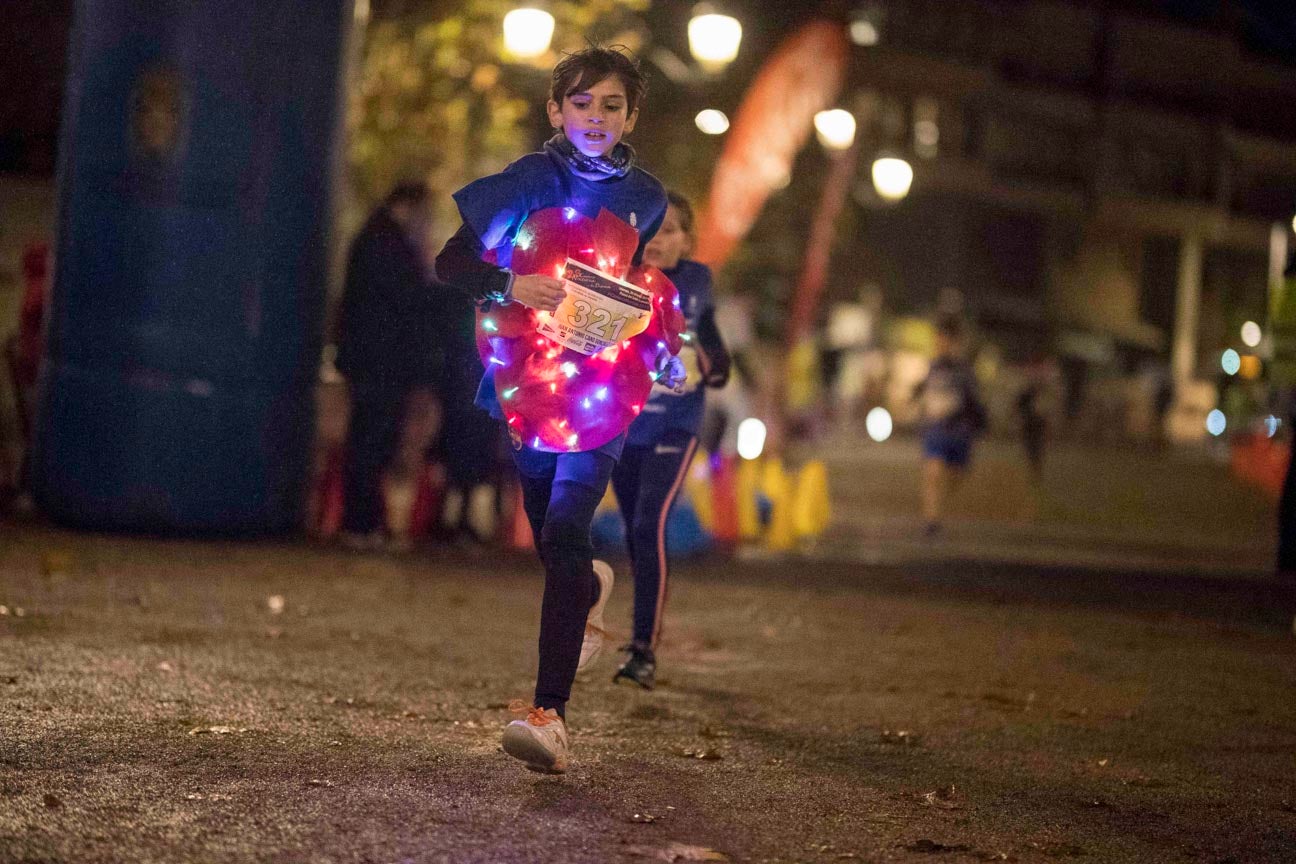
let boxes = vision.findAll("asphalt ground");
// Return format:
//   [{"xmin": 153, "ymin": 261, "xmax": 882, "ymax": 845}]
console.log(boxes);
[{"xmin": 2, "ymin": 525, "xmax": 1295, "ymax": 863}]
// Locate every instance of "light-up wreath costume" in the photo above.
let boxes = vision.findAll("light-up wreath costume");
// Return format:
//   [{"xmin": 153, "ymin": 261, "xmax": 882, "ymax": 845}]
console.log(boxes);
[{"xmin": 477, "ymin": 206, "xmax": 685, "ymax": 453}]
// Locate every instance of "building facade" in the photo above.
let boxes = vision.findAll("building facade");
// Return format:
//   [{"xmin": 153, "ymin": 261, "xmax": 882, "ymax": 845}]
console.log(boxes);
[{"xmin": 837, "ymin": 0, "xmax": 1296, "ymax": 438}]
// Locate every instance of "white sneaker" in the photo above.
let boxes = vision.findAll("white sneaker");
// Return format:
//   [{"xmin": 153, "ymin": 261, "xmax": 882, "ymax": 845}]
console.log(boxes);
[
  {"xmin": 577, "ymin": 560, "xmax": 614, "ymax": 672},
  {"xmin": 502, "ymin": 706, "xmax": 569, "ymax": 774}
]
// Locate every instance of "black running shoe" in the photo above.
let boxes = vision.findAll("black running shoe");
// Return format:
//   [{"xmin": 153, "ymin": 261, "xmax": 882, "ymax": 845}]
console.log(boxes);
[{"xmin": 613, "ymin": 645, "xmax": 656, "ymax": 690}]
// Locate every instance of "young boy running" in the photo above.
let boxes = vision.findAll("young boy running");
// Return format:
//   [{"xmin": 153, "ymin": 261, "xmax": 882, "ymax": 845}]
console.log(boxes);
[{"xmin": 435, "ymin": 47, "xmax": 681, "ymax": 773}]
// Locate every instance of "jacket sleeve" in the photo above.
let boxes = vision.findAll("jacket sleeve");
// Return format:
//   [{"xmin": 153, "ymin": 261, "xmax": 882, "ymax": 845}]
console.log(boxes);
[
  {"xmin": 695, "ymin": 307, "xmax": 731, "ymax": 388},
  {"xmin": 434, "ymin": 221, "xmax": 515, "ymax": 307}
]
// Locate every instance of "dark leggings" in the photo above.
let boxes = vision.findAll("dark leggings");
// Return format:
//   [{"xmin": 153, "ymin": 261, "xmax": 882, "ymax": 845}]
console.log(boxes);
[
  {"xmin": 611, "ymin": 429, "xmax": 699, "ymax": 648},
  {"xmin": 342, "ymin": 377, "xmax": 412, "ymax": 536},
  {"xmin": 513, "ymin": 445, "xmax": 617, "ymax": 717}
]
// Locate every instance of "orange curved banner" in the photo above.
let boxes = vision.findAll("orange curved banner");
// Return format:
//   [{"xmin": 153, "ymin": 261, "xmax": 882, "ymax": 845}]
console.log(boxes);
[{"xmin": 694, "ymin": 19, "xmax": 850, "ymax": 268}]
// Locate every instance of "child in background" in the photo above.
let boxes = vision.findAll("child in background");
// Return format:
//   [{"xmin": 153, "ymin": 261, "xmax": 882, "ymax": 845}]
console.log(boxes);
[
  {"xmin": 914, "ymin": 315, "xmax": 985, "ymax": 536},
  {"xmin": 611, "ymin": 193, "xmax": 729, "ymax": 689},
  {"xmin": 435, "ymin": 46, "xmax": 681, "ymax": 774}
]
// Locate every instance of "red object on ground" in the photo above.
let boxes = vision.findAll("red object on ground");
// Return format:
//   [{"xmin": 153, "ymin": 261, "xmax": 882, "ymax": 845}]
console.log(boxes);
[
  {"xmin": 694, "ymin": 20, "xmax": 849, "ymax": 268},
  {"xmin": 1230, "ymin": 432, "xmax": 1288, "ymax": 501},
  {"xmin": 407, "ymin": 463, "xmax": 445, "ymax": 539},
  {"xmin": 311, "ymin": 444, "xmax": 346, "ymax": 537},
  {"xmin": 710, "ymin": 454, "xmax": 739, "ymax": 544}
]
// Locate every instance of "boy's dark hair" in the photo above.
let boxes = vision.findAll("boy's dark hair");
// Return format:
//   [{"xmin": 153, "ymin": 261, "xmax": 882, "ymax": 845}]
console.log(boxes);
[
  {"xmin": 551, "ymin": 46, "xmax": 647, "ymax": 115},
  {"xmin": 666, "ymin": 191, "xmax": 696, "ymax": 237},
  {"xmin": 385, "ymin": 181, "xmax": 430, "ymax": 208}
]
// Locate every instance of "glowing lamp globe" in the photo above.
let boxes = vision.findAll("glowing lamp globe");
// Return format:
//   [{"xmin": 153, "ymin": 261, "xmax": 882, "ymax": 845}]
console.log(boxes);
[
  {"xmin": 503, "ymin": 7, "xmax": 554, "ymax": 59},
  {"xmin": 814, "ymin": 109, "xmax": 856, "ymax": 151},
  {"xmin": 871, "ymin": 157, "xmax": 913, "ymax": 202},
  {"xmin": 695, "ymin": 109, "xmax": 730, "ymax": 135},
  {"xmin": 689, "ymin": 10, "xmax": 742, "ymax": 73}
]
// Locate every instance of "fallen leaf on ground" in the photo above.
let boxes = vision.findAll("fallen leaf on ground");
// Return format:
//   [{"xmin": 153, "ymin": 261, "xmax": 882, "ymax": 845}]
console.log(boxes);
[
  {"xmin": 921, "ymin": 786, "xmax": 961, "ymax": 809},
  {"xmin": 902, "ymin": 838, "xmax": 972, "ymax": 854},
  {"xmin": 1123, "ymin": 775, "xmax": 1167, "ymax": 788},
  {"xmin": 307, "ymin": 779, "xmax": 335, "ymax": 788},
  {"xmin": 42, "ymin": 793, "xmax": 62, "ymax": 808},
  {"xmin": 157, "ymin": 661, "xmax": 175, "ymax": 673},
  {"xmin": 630, "ymin": 812, "xmax": 658, "ymax": 823},
  {"xmin": 1097, "ymin": 758, "xmax": 1109, "ymax": 767},
  {"xmin": 266, "ymin": 595, "xmax": 285, "ymax": 615},
  {"xmin": 188, "ymin": 726, "xmax": 247, "ymax": 736},
  {"xmin": 881, "ymin": 729, "xmax": 921, "ymax": 746},
  {"xmin": 675, "ymin": 747, "xmax": 723, "ymax": 761},
  {"xmin": 624, "ymin": 843, "xmax": 729, "ymax": 862}
]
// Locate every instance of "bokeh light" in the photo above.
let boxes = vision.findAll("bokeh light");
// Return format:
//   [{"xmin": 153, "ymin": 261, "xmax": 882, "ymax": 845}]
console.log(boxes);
[
  {"xmin": 871, "ymin": 157, "xmax": 914, "ymax": 201},
  {"xmin": 865, "ymin": 407, "xmax": 893, "ymax": 442},
  {"xmin": 502, "ymin": 8, "xmax": 555, "ymax": 59},
  {"xmin": 1206, "ymin": 409, "xmax": 1227, "ymax": 437},
  {"xmin": 689, "ymin": 10, "xmax": 743, "ymax": 72},
  {"xmin": 1221, "ymin": 348, "xmax": 1240, "ymax": 375},
  {"xmin": 695, "ymin": 109, "xmax": 730, "ymax": 135},
  {"xmin": 1266, "ymin": 415, "xmax": 1281, "ymax": 438},
  {"xmin": 814, "ymin": 109, "xmax": 856, "ymax": 150},
  {"xmin": 1241, "ymin": 321, "xmax": 1262, "ymax": 348},
  {"xmin": 850, "ymin": 18, "xmax": 880, "ymax": 46},
  {"xmin": 737, "ymin": 417, "xmax": 767, "ymax": 461}
]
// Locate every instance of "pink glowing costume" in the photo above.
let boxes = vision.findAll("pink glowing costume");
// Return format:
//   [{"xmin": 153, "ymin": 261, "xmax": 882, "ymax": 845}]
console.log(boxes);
[{"xmin": 476, "ymin": 207, "xmax": 684, "ymax": 453}]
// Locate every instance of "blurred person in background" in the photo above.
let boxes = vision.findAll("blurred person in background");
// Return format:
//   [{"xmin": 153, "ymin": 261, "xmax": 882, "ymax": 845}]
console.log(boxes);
[
  {"xmin": 431, "ymin": 285, "xmax": 500, "ymax": 544},
  {"xmin": 3, "ymin": 240, "xmax": 51, "ymax": 503},
  {"xmin": 1016, "ymin": 354, "xmax": 1050, "ymax": 482},
  {"xmin": 914, "ymin": 314, "xmax": 986, "ymax": 536},
  {"xmin": 335, "ymin": 181, "xmax": 442, "ymax": 551}
]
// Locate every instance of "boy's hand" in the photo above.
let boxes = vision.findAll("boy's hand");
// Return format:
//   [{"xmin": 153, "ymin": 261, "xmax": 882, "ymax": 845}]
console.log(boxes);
[{"xmin": 512, "ymin": 274, "xmax": 566, "ymax": 312}]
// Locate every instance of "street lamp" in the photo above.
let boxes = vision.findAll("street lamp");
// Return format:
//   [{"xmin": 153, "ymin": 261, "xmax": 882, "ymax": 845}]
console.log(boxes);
[
  {"xmin": 503, "ymin": 7, "xmax": 555, "ymax": 60},
  {"xmin": 871, "ymin": 156, "xmax": 913, "ymax": 202},
  {"xmin": 695, "ymin": 109, "xmax": 730, "ymax": 135},
  {"xmin": 814, "ymin": 109, "xmax": 856, "ymax": 150},
  {"xmin": 689, "ymin": 6, "xmax": 743, "ymax": 73}
]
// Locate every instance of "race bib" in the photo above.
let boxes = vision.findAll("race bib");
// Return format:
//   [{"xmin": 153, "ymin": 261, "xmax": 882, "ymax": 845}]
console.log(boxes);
[{"xmin": 536, "ymin": 258, "xmax": 653, "ymax": 356}]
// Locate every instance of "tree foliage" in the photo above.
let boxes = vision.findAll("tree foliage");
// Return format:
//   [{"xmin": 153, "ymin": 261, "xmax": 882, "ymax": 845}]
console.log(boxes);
[{"xmin": 347, "ymin": 0, "xmax": 648, "ymax": 235}]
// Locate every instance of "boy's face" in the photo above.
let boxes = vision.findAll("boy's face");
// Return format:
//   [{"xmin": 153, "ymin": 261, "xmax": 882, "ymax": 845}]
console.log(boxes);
[
  {"xmin": 643, "ymin": 204, "xmax": 690, "ymax": 271},
  {"xmin": 547, "ymin": 75, "xmax": 638, "ymax": 159}
]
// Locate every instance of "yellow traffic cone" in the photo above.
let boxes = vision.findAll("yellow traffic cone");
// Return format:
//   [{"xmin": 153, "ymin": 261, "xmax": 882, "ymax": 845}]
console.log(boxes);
[
  {"xmin": 762, "ymin": 457, "xmax": 796, "ymax": 552},
  {"xmin": 736, "ymin": 456, "xmax": 762, "ymax": 541},
  {"xmin": 792, "ymin": 459, "xmax": 831, "ymax": 541}
]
